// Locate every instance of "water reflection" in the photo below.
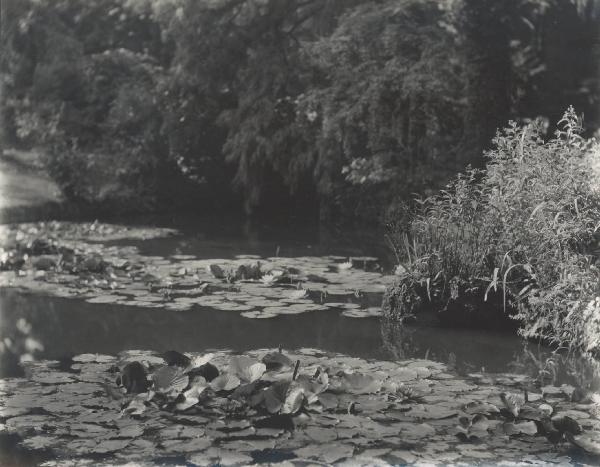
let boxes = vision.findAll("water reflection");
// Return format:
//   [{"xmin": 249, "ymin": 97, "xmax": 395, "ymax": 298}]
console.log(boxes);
[
  {"xmin": 382, "ymin": 319, "xmax": 600, "ymax": 392},
  {"xmin": 2, "ymin": 289, "xmax": 598, "ymax": 392}
]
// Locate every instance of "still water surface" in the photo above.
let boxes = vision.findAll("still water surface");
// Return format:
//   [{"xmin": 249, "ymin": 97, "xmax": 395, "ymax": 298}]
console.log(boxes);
[{"xmin": 0, "ymin": 216, "xmax": 596, "ymax": 389}]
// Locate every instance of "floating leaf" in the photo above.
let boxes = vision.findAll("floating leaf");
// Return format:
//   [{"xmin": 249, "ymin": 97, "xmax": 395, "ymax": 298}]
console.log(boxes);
[
  {"xmin": 552, "ymin": 415, "xmax": 582, "ymax": 435},
  {"xmin": 567, "ymin": 431, "xmax": 600, "ymax": 454},
  {"xmin": 31, "ymin": 372, "xmax": 75, "ymax": 384},
  {"xmin": 295, "ymin": 443, "xmax": 354, "ymax": 463},
  {"xmin": 188, "ymin": 362, "xmax": 219, "ymax": 382},
  {"xmin": 152, "ymin": 366, "xmax": 189, "ymax": 395},
  {"xmin": 229, "ymin": 356, "xmax": 266, "ymax": 383},
  {"xmin": 21, "ymin": 435, "xmax": 57, "ymax": 450},
  {"xmin": 119, "ymin": 361, "xmax": 150, "ymax": 394},
  {"xmin": 176, "ymin": 378, "xmax": 209, "ymax": 411},
  {"xmin": 162, "ymin": 350, "xmax": 191, "ymax": 367},
  {"xmin": 463, "ymin": 401, "xmax": 500, "ymax": 415},
  {"xmin": 210, "ymin": 374, "xmax": 241, "ymax": 392},
  {"xmin": 503, "ymin": 420, "xmax": 537, "ymax": 436},
  {"xmin": 208, "ymin": 264, "xmax": 226, "ymax": 279},
  {"xmin": 339, "ymin": 372, "xmax": 382, "ymax": 394},
  {"xmin": 72, "ymin": 354, "xmax": 115, "ymax": 363},
  {"xmin": 263, "ymin": 381, "xmax": 289, "ymax": 414},
  {"xmin": 281, "ymin": 387, "xmax": 304, "ymax": 415},
  {"xmin": 295, "ymin": 373, "xmax": 329, "ymax": 403},
  {"xmin": 262, "ymin": 352, "xmax": 293, "ymax": 371}
]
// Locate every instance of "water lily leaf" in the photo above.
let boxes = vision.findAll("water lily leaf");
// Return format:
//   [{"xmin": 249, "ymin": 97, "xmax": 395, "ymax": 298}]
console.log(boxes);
[
  {"xmin": 188, "ymin": 353, "xmax": 215, "ymax": 369},
  {"xmin": 463, "ymin": 401, "xmax": 500, "ymax": 414},
  {"xmin": 403, "ymin": 423, "xmax": 435, "ymax": 439},
  {"xmin": 295, "ymin": 373, "xmax": 329, "ymax": 403},
  {"xmin": 188, "ymin": 362, "xmax": 220, "ymax": 382},
  {"xmin": 119, "ymin": 361, "xmax": 150, "ymax": 394},
  {"xmin": 115, "ymin": 422, "xmax": 144, "ymax": 438},
  {"xmin": 72, "ymin": 354, "xmax": 115, "ymax": 363},
  {"xmin": 318, "ymin": 392, "xmax": 339, "ymax": 410},
  {"xmin": 296, "ymin": 443, "xmax": 354, "ymax": 463},
  {"xmin": 229, "ymin": 356, "xmax": 266, "ymax": 383},
  {"xmin": 20, "ymin": 435, "xmax": 58, "ymax": 450},
  {"xmin": 152, "ymin": 366, "xmax": 188, "ymax": 395},
  {"xmin": 568, "ymin": 431, "xmax": 600, "ymax": 454},
  {"xmin": 253, "ymin": 414, "xmax": 294, "ymax": 431},
  {"xmin": 281, "ymin": 387, "xmax": 304, "ymax": 415},
  {"xmin": 210, "ymin": 374, "xmax": 241, "ymax": 392},
  {"xmin": 552, "ymin": 415, "xmax": 582, "ymax": 434},
  {"xmin": 518, "ymin": 404, "xmax": 554, "ymax": 421},
  {"xmin": 121, "ymin": 395, "xmax": 148, "ymax": 416},
  {"xmin": 503, "ymin": 420, "xmax": 537, "ymax": 436},
  {"xmin": 31, "ymin": 372, "xmax": 75, "ymax": 384},
  {"xmin": 91, "ymin": 439, "xmax": 131, "ymax": 454},
  {"xmin": 304, "ymin": 426, "xmax": 338, "ymax": 443},
  {"xmin": 176, "ymin": 378, "xmax": 209, "ymax": 411},
  {"xmin": 263, "ymin": 381, "xmax": 289, "ymax": 414},
  {"xmin": 208, "ymin": 264, "xmax": 226, "ymax": 279},
  {"xmin": 190, "ymin": 449, "xmax": 253, "ymax": 467},
  {"xmin": 162, "ymin": 350, "xmax": 191, "ymax": 367},
  {"xmin": 162, "ymin": 437, "xmax": 213, "ymax": 453},
  {"xmin": 262, "ymin": 352, "xmax": 293, "ymax": 371},
  {"xmin": 339, "ymin": 372, "xmax": 382, "ymax": 394},
  {"xmin": 390, "ymin": 450, "xmax": 417, "ymax": 463}
]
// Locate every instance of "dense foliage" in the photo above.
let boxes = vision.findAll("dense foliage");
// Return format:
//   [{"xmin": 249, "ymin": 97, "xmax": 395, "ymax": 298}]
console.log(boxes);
[
  {"xmin": 1, "ymin": 0, "xmax": 598, "ymax": 218},
  {"xmin": 384, "ymin": 108, "xmax": 600, "ymax": 355}
]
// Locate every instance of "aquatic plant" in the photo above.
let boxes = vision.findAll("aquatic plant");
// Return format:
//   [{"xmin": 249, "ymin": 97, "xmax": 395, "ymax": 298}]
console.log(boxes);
[
  {"xmin": 385, "ymin": 108, "xmax": 600, "ymax": 354},
  {"xmin": 1, "ymin": 347, "xmax": 599, "ymax": 465}
]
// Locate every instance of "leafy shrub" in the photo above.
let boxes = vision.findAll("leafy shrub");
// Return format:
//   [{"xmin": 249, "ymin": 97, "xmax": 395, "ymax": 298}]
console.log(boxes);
[
  {"xmin": 42, "ymin": 48, "xmax": 168, "ymax": 210},
  {"xmin": 385, "ymin": 108, "xmax": 600, "ymax": 355}
]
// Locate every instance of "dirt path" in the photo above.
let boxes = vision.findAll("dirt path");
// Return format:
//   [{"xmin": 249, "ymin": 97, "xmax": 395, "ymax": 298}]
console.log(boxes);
[{"xmin": 0, "ymin": 149, "xmax": 63, "ymax": 222}]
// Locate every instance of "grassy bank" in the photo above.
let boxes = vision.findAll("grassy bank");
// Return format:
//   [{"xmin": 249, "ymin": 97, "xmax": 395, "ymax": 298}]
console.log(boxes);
[{"xmin": 383, "ymin": 108, "xmax": 600, "ymax": 356}]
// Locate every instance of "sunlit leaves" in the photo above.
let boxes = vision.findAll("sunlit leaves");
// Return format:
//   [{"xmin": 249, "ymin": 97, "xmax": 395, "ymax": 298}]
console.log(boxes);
[
  {"xmin": 152, "ymin": 366, "xmax": 189, "ymax": 396},
  {"xmin": 210, "ymin": 374, "xmax": 241, "ymax": 392},
  {"xmin": 228, "ymin": 356, "xmax": 266, "ymax": 383}
]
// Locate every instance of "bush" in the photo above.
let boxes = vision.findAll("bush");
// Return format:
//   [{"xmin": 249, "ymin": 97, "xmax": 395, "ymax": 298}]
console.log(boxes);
[
  {"xmin": 384, "ymin": 108, "xmax": 600, "ymax": 355},
  {"xmin": 42, "ymin": 48, "xmax": 168, "ymax": 210}
]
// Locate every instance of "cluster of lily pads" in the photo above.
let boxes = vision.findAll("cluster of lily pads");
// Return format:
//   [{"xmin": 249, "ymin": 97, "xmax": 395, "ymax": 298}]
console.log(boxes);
[
  {"xmin": 0, "ymin": 221, "xmax": 395, "ymax": 319},
  {"xmin": 1, "ymin": 348, "xmax": 600, "ymax": 465}
]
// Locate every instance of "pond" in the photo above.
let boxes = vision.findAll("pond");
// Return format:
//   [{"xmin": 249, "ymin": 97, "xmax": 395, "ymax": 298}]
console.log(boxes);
[{"xmin": 0, "ymin": 218, "xmax": 599, "ymax": 465}]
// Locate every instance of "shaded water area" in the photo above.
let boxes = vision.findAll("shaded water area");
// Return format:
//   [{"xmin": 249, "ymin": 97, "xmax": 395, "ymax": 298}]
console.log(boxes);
[
  {"xmin": 1, "ymin": 289, "xmax": 545, "ymax": 377},
  {"xmin": 0, "ymin": 216, "xmax": 583, "ymax": 380},
  {"xmin": 1, "ymin": 217, "xmax": 600, "ymax": 465}
]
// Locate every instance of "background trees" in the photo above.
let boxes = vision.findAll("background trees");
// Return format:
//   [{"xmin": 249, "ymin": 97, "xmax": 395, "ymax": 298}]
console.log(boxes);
[{"xmin": 1, "ymin": 0, "xmax": 598, "ymax": 221}]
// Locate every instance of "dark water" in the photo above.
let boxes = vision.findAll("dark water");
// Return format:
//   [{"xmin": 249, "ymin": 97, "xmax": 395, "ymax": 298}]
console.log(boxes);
[
  {"xmin": 0, "ymin": 289, "xmax": 531, "ymax": 372},
  {"xmin": 0, "ymin": 216, "xmax": 597, "ymax": 391}
]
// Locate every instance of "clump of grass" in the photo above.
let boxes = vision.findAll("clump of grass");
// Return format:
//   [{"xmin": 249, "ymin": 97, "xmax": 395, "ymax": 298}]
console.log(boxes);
[{"xmin": 384, "ymin": 107, "xmax": 600, "ymax": 355}]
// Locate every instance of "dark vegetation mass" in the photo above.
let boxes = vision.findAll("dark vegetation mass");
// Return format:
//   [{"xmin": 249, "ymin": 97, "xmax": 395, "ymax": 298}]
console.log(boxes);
[
  {"xmin": 1, "ymin": 0, "xmax": 599, "ymax": 221},
  {"xmin": 383, "ymin": 109, "xmax": 600, "ymax": 356}
]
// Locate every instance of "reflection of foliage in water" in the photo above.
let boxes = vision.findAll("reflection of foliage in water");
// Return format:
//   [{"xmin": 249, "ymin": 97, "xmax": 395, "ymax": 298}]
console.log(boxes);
[
  {"xmin": 0, "ymin": 314, "xmax": 44, "ymax": 377},
  {"xmin": 508, "ymin": 346, "xmax": 600, "ymax": 395}
]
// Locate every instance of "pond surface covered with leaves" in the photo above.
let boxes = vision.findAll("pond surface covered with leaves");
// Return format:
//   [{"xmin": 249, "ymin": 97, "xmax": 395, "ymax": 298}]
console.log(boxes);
[{"xmin": 1, "ymin": 221, "xmax": 600, "ymax": 465}]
